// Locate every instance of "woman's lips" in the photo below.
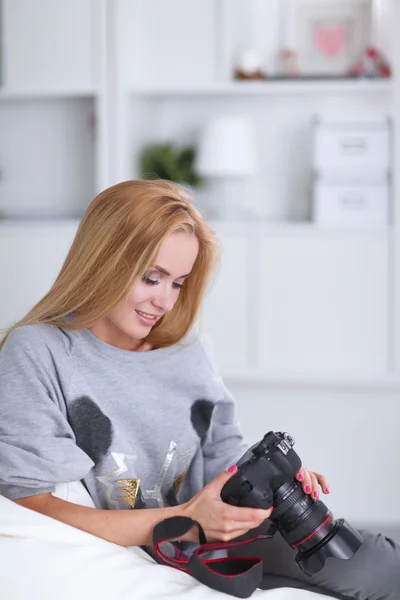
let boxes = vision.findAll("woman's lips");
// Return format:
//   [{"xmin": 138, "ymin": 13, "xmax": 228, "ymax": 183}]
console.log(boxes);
[{"xmin": 135, "ymin": 309, "xmax": 161, "ymax": 327}]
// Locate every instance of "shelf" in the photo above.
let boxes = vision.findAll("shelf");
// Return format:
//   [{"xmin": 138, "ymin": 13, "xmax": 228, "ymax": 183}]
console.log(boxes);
[
  {"xmin": 209, "ymin": 220, "xmax": 393, "ymax": 237},
  {"xmin": 0, "ymin": 218, "xmax": 80, "ymax": 235},
  {"xmin": 223, "ymin": 370, "xmax": 400, "ymax": 390},
  {"xmin": 0, "ymin": 218, "xmax": 392, "ymax": 237},
  {"xmin": 131, "ymin": 78, "xmax": 393, "ymax": 98},
  {"xmin": 0, "ymin": 87, "xmax": 97, "ymax": 101}
]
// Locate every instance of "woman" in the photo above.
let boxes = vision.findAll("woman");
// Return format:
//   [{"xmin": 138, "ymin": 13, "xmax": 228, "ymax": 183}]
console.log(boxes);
[{"xmin": 0, "ymin": 180, "xmax": 398, "ymax": 599}]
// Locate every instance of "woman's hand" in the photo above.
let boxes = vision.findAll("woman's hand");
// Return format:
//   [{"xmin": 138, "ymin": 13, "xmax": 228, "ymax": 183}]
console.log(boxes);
[
  {"xmin": 182, "ymin": 465, "xmax": 273, "ymax": 543},
  {"xmin": 295, "ymin": 467, "xmax": 330, "ymax": 500}
]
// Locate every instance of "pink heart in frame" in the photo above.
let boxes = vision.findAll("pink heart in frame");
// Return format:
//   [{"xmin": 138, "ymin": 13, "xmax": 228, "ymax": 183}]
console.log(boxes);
[{"xmin": 314, "ymin": 25, "xmax": 350, "ymax": 57}]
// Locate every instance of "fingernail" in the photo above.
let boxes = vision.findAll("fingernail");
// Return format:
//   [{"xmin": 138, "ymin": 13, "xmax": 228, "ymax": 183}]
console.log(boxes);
[
  {"xmin": 313, "ymin": 491, "xmax": 319, "ymax": 499},
  {"xmin": 305, "ymin": 485, "xmax": 312, "ymax": 493},
  {"xmin": 325, "ymin": 487, "xmax": 330, "ymax": 494},
  {"xmin": 298, "ymin": 473, "xmax": 304, "ymax": 481},
  {"xmin": 269, "ymin": 505, "xmax": 274, "ymax": 512},
  {"xmin": 227, "ymin": 464, "xmax": 236, "ymax": 473}
]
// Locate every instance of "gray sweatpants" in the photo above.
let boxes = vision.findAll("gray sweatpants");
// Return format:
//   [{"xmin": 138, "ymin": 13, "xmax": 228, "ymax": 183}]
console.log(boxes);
[{"xmin": 231, "ymin": 525, "xmax": 400, "ymax": 599}]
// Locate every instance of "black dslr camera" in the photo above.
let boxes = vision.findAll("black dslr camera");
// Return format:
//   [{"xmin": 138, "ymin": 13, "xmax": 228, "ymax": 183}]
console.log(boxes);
[{"xmin": 221, "ymin": 431, "xmax": 363, "ymax": 575}]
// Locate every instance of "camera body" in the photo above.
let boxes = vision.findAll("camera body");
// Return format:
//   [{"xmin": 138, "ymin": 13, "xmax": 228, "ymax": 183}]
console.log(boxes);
[
  {"xmin": 221, "ymin": 431, "xmax": 300, "ymax": 509},
  {"xmin": 221, "ymin": 431, "xmax": 363, "ymax": 575}
]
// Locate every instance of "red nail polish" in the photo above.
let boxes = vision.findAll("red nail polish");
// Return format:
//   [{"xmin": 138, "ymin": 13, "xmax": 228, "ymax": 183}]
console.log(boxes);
[
  {"xmin": 227, "ymin": 464, "xmax": 236, "ymax": 473},
  {"xmin": 298, "ymin": 473, "xmax": 304, "ymax": 481},
  {"xmin": 313, "ymin": 491, "xmax": 319, "ymax": 499},
  {"xmin": 325, "ymin": 487, "xmax": 330, "ymax": 494},
  {"xmin": 305, "ymin": 485, "xmax": 312, "ymax": 493}
]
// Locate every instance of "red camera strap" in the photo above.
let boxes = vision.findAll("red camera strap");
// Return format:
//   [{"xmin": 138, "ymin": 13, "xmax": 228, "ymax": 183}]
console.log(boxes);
[{"xmin": 152, "ymin": 516, "xmax": 272, "ymax": 598}]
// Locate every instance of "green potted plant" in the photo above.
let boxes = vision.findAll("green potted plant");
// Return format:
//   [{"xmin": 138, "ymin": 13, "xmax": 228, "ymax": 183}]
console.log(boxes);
[{"xmin": 139, "ymin": 143, "xmax": 203, "ymax": 188}]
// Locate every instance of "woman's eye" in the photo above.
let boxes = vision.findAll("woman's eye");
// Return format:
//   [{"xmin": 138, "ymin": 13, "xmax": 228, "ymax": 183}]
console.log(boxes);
[
  {"xmin": 143, "ymin": 276, "xmax": 159, "ymax": 286},
  {"xmin": 143, "ymin": 275, "xmax": 183, "ymax": 289}
]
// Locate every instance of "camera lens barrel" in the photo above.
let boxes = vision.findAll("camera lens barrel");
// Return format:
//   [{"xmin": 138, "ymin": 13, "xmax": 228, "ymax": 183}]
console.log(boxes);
[
  {"xmin": 271, "ymin": 479, "xmax": 363, "ymax": 574},
  {"xmin": 272, "ymin": 481, "xmax": 333, "ymax": 550}
]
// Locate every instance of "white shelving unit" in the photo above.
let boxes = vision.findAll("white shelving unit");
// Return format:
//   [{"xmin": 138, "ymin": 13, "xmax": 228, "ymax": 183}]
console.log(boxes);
[
  {"xmin": 0, "ymin": 0, "xmax": 111, "ymax": 219},
  {"xmin": 0, "ymin": 0, "xmax": 110, "ymax": 333},
  {"xmin": 0, "ymin": 0, "xmax": 398, "ymax": 391},
  {"xmin": 111, "ymin": 0, "xmax": 398, "ymax": 389}
]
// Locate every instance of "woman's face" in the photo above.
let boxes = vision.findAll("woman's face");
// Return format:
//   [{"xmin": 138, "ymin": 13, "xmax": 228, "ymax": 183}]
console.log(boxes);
[{"xmin": 90, "ymin": 230, "xmax": 199, "ymax": 351}]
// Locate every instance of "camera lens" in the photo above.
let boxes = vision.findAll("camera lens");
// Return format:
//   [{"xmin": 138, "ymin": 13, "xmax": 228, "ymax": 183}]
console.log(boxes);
[{"xmin": 271, "ymin": 480, "xmax": 363, "ymax": 575}]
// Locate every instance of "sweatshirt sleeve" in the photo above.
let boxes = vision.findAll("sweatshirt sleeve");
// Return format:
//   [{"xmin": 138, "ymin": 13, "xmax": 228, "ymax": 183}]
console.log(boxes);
[
  {"xmin": 198, "ymin": 334, "xmax": 249, "ymax": 485},
  {"xmin": 0, "ymin": 326, "xmax": 94, "ymax": 500}
]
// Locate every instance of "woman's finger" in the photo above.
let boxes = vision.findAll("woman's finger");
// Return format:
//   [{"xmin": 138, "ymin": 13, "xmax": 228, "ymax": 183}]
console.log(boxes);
[
  {"xmin": 309, "ymin": 471, "xmax": 320, "ymax": 500},
  {"xmin": 224, "ymin": 505, "xmax": 272, "ymax": 525},
  {"xmin": 314, "ymin": 472, "xmax": 330, "ymax": 495},
  {"xmin": 295, "ymin": 467, "xmax": 305, "ymax": 483},
  {"xmin": 226, "ymin": 520, "xmax": 267, "ymax": 533},
  {"xmin": 301, "ymin": 468, "xmax": 313, "ymax": 496}
]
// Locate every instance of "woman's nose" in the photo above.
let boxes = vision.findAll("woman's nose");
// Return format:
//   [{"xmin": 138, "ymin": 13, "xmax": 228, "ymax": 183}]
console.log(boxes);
[{"xmin": 152, "ymin": 288, "xmax": 174, "ymax": 313}]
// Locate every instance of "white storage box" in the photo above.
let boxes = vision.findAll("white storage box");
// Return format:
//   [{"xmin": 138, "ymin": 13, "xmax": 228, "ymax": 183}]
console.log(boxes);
[
  {"xmin": 313, "ymin": 118, "xmax": 391, "ymax": 172},
  {"xmin": 313, "ymin": 180, "xmax": 389, "ymax": 228}
]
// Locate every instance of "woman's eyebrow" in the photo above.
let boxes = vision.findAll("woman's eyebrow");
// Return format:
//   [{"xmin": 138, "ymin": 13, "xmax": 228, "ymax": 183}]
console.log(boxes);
[{"xmin": 153, "ymin": 265, "xmax": 191, "ymax": 278}]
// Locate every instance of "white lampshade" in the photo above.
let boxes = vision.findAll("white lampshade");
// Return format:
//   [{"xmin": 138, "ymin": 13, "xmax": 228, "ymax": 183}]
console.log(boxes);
[{"xmin": 195, "ymin": 115, "xmax": 259, "ymax": 177}]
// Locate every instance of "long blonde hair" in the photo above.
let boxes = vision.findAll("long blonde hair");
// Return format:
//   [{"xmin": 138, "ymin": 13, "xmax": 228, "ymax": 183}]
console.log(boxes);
[{"xmin": 0, "ymin": 180, "xmax": 220, "ymax": 350}]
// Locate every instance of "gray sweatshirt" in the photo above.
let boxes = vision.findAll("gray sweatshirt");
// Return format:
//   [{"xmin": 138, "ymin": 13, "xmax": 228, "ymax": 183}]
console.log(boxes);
[{"xmin": 0, "ymin": 324, "xmax": 248, "ymax": 511}]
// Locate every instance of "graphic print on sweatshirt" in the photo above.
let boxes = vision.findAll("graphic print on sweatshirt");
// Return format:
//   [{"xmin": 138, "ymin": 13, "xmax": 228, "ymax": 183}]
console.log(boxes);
[
  {"xmin": 67, "ymin": 396, "xmax": 201, "ymax": 510},
  {"xmin": 190, "ymin": 399, "xmax": 215, "ymax": 440},
  {"xmin": 94, "ymin": 441, "xmax": 198, "ymax": 509}
]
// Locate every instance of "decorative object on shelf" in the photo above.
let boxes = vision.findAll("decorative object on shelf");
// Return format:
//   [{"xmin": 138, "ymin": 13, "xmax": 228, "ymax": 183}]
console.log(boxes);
[
  {"xmin": 349, "ymin": 46, "xmax": 391, "ymax": 78},
  {"xmin": 284, "ymin": 0, "xmax": 371, "ymax": 77},
  {"xmin": 195, "ymin": 115, "xmax": 259, "ymax": 219},
  {"xmin": 139, "ymin": 143, "xmax": 202, "ymax": 189},
  {"xmin": 311, "ymin": 116, "xmax": 391, "ymax": 228},
  {"xmin": 233, "ymin": 48, "xmax": 266, "ymax": 80},
  {"xmin": 277, "ymin": 49, "xmax": 300, "ymax": 78}
]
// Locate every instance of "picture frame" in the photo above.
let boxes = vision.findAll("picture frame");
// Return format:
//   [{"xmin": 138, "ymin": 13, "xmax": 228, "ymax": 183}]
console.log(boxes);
[{"xmin": 283, "ymin": 0, "xmax": 373, "ymax": 77}]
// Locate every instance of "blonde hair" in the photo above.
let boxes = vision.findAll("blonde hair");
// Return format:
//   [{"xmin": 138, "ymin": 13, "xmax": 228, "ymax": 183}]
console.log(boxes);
[{"xmin": 0, "ymin": 180, "xmax": 220, "ymax": 350}]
